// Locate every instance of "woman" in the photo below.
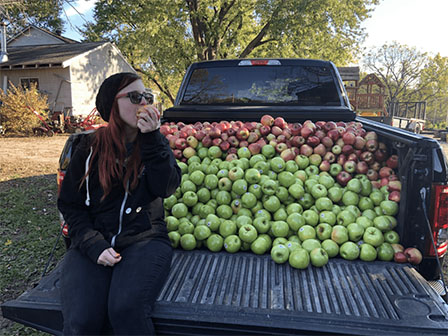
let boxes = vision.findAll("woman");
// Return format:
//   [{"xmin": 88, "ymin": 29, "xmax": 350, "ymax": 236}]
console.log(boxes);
[{"xmin": 58, "ymin": 72, "xmax": 181, "ymax": 335}]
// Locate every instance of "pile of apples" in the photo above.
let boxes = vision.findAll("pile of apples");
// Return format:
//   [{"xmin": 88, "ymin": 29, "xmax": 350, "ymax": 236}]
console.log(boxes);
[{"xmin": 161, "ymin": 115, "xmax": 422, "ymax": 268}]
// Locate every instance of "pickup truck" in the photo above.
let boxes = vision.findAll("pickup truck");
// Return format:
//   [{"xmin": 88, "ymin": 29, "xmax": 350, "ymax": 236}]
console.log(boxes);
[{"xmin": 2, "ymin": 58, "xmax": 448, "ymax": 335}]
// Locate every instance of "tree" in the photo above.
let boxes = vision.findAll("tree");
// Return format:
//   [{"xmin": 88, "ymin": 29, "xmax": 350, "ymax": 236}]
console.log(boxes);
[
  {"xmin": 82, "ymin": 0, "xmax": 379, "ymax": 106},
  {"xmin": 362, "ymin": 42, "xmax": 429, "ymax": 107},
  {"xmin": 0, "ymin": 0, "xmax": 65, "ymax": 36}
]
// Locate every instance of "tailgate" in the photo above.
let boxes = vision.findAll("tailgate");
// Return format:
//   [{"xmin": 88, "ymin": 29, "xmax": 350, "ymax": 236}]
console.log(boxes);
[{"xmin": 2, "ymin": 250, "xmax": 448, "ymax": 335}]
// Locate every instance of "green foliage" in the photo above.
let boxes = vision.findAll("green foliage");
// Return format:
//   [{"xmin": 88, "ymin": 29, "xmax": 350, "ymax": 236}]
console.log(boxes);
[
  {"xmin": 0, "ymin": 83, "xmax": 49, "ymax": 136},
  {"xmin": 82, "ymin": 0, "xmax": 379, "ymax": 106},
  {"xmin": 0, "ymin": 0, "xmax": 64, "ymax": 36}
]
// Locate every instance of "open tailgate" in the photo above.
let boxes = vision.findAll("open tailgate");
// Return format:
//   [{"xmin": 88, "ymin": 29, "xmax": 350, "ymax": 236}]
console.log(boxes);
[{"xmin": 2, "ymin": 249, "xmax": 448, "ymax": 335}]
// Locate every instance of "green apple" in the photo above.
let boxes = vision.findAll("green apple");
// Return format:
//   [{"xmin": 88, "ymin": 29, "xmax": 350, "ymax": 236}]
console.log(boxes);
[
  {"xmin": 331, "ymin": 225, "xmax": 349, "ymax": 245},
  {"xmin": 245, "ymin": 168, "xmax": 261, "ymax": 184},
  {"xmin": 336, "ymin": 210, "xmax": 356, "ymax": 226},
  {"xmin": 316, "ymin": 223, "xmax": 332, "ymax": 241},
  {"xmin": 217, "ymin": 177, "xmax": 232, "ymax": 192},
  {"xmin": 197, "ymin": 188, "xmax": 211, "ymax": 203},
  {"xmin": 270, "ymin": 157, "xmax": 286, "ymax": 173},
  {"xmin": 384, "ymin": 230, "xmax": 400, "ymax": 244},
  {"xmin": 254, "ymin": 208, "xmax": 271, "ymax": 220},
  {"xmin": 278, "ymin": 171, "xmax": 296, "ymax": 188},
  {"xmin": 342, "ymin": 190, "xmax": 359, "ymax": 206},
  {"xmin": 241, "ymin": 192, "xmax": 258, "ymax": 209},
  {"xmin": 249, "ymin": 154, "xmax": 266, "ymax": 167},
  {"xmin": 199, "ymin": 204, "xmax": 215, "ymax": 219},
  {"xmin": 223, "ymin": 234, "xmax": 241, "ymax": 253},
  {"xmin": 261, "ymin": 179, "xmax": 278, "ymax": 195},
  {"xmin": 204, "ymin": 174, "xmax": 219, "ymax": 190},
  {"xmin": 216, "ymin": 204, "xmax": 233, "ymax": 219},
  {"xmin": 168, "ymin": 231, "xmax": 181, "ymax": 248},
  {"xmin": 178, "ymin": 221, "xmax": 194, "ymax": 235},
  {"xmin": 295, "ymin": 155, "xmax": 310, "ymax": 169},
  {"xmin": 321, "ymin": 239, "xmax": 339, "ymax": 258},
  {"xmin": 237, "ymin": 146, "xmax": 251, "ymax": 159},
  {"xmin": 328, "ymin": 186, "xmax": 343, "ymax": 203},
  {"xmin": 332, "ymin": 204, "xmax": 342, "ymax": 216},
  {"xmin": 319, "ymin": 211, "xmax": 336, "ymax": 225},
  {"xmin": 286, "ymin": 203, "xmax": 303, "ymax": 215},
  {"xmin": 294, "ymin": 170, "xmax": 308, "ymax": 182},
  {"xmin": 362, "ymin": 209, "xmax": 377, "ymax": 221},
  {"xmin": 310, "ymin": 247, "xmax": 329, "ymax": 267},
  {"xmin": 358, "ymin": 197, "xmax": 374, "ymax": 211},
  {"xmin": 298, "ymin": 193, "xmax": 314, "ymax": 209},
  {"xmin": 311, "ymin": 184, "xmax": 328, "ymax": 199},
  {"xmin": 363, "ymin": 227, "xmax": 384, "ymax": 247},
  {"xmin": 373, "ymin": 215, "xmax": 393, "ymax": 232},
  {"xmin": 262, "ymin": 144, "xmax": 276, "ymax": 159},
  {"xmin": 191, "ymin": 202, "xmax": 203, "ymax": 216},
  {"xmin": 205, "ymin": 214, "xmax": 221, "ymax": 231},
  {"xmin": 380, "ymin": 200, "xmax": 399, "ymax": 216},
  {"xmin": 206, "ymin": 234, "xmax": 224, "ymax": 252},
  {"xmin": 318, "ymin": 174, "xmax": 335, "ymax": 189},
  {"xmin": 385, "ymin": 216, "xmax": 397, "ymax": 229},
  {"xmin": 164, "ymin": 195, "xmax": 177, "ymax": 210},
  {"xmin": 276, "ymin": 186, "xmax": 289, "ymax": 202},
  {"xmin": 252, "ymin": 216, "xmax": 270, "ymax": 234},
  {"xmin": 302, "ymin": 239, "xmax": 321, "ymax": 253},
  {"xmin": 346, "ymin": 179, "xmax": 361, "ymax": 193},
  {"xmin": 205, "ymin": 164, "xmax": 219, "ymax": 175},
  {"xmin": 273, "ymin": 207, "xmax": 288, "ymax": 221},
  {"xmin": 254, "ymin": 161, "xmax": 270, "ymax": 175},
  {"xmin": 180, "ymin": 233, "xmax": 196, "ymax": 251},
  {"xmin": 228, "ymin": 166, "xmax": 244, "ymax": 181},
  {"xmin": 189, "ymin": 170, "xmax": 205, "ymax": 186},
  {"xmin": 194, "ymin": 225, "xmax": 211, "ymax": 241},
  {"xmin": 288, "ymin": 183, "xmax": 305, "ymax": 199},
  {"xmin": 251, "ymin": 236, "xmax": 270, "ymax": 255},
  {"xmin": 345, "ymin": 205, "xmax": 361, "ymax": 218},
  {"xmin": 263, "ymin": 195, "xmax": 281, "ymax": 213},
  {"xmin": 286, "ymin": 241, "xmax": 302, "ymax": 253},
  {"xmin": 359, "ymin": 243, "xmax": 377, "ymax": 261},
  {"xmin": 302, "ymin": 209, "xmax": 319, "ymax": 226},
  {"xmin": 235, "ymin": 215, "xmax": 252, "ymax": 229},
  {"xmin": 339, "ymin": 241, "xmax": 360, "ymax": 260},
  {"xmin": 248, "ymin": 184, "xmax": 263, "ymax": 199},
  {"xmin": 286, "ymin": 213, "xmax": 306, "ymax": 231},
  {"xmin": 177, "ymin": 161, "xmax": 188, "ymax": 174},
  {"xmin": 289, "ymin": 248, "xmax": 310, "ymax": 269},
  {"xmin": 305, "ymin": 165, "xmax": 319, "ymax": 177},
  {"xmin": 285, "ymin": 160, "xmax": 299, "ymax": 173},
  {"xmin": 315, "ymin": 197, "xmax": 333, "ymax": 211},
  {"xmin": 298, "ymin": 225, "xmax": 316, "ymax": 241},
  {"xmin": 347, "ymin": 223, "xmax": 365, "ymax": 242},
  {"xmin": 271, "ymin": 244, "xmax": 290, "ymax": 264},
  {"xmin": 273, "ymin": 237, "xmax": 288, "ymax": 246},
  {"xmin": 166, "ymin": 216, "xmax": 180, "ymax": 232},
  {"xmin": 376, "ymin": 242, "xmax": 395, "ymax": 261},
  {"xmin": 215, "ymin": 190, "xmax": 231, "ymax": 206},
  {"xmin": 219, "ymin": 219, "xmax": 237, "ymax": 237},
  {"xmin": 356, "ymin": 216, "xmax": 373, "ymax": 230},
  {"xmin": 271, "ymin": 220, "xmax": 290, "ymax": 238},
  {"xmin": 239, "ymin": 224, "xmax": 258, "ymax": 243},
  {"xmin": 360, "ymin": 178, "xmax": 373, "ymax": 196},
  {"xmin": 369, "ymin": 190, "xmax": 385, "ymax": 206},
  {"xmin": 208, "ymin": 146, "xmax": 222, "ymax": 159},
  {"xmin": 304, "ymin": 179, "xmax": 318, "ymax": 194},
  {"xmin": 232, "ymin": 179, "xmax": 248, "ymax": 195},
  {"xmin": 259, "ymin": 234, "xmax": 272, "ymax": 249},
  {"xmin": 182, "ymin": 191, "xmax": 198, "ymax": 207},
  {"xmin": 216, "ymin": 168, "xmax": 229, "ymax": 179}
]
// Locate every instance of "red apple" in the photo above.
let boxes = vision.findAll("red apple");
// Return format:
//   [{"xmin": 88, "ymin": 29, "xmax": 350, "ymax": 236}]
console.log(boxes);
[
  {"xmin": 260, "ymin": 115, "xmax": 274, "ymax": 126},
  {"xmin": 300, "ymin": 144, "xmax": 313, "ymax": 156},
  {"xmin": 336, "ymin": 171, "xmax": 352, "ymax": 186},
  {"xmin": 280, "ymin": 148, "xmax": 296, "ymax": 161},
  {"xmin": 394, "ymin": 252, "xmax": 408, "ymax": 263},
  {"xmin": 175, "ymin": 137, "xmax": 188, "ymax": 150},
  {"xmin": 388, "ymin": 191, "xmax": 401, "ymax": 202},
  {"xmin": 356, "ymin": 161, "xmax": 369, "ymax": 174},
  {"xmin": 386, "ymin": 155, "xmax": 399, "ymax": 169},
  {"xmin": 306, "ymin": 136, "xmax": 320, "ymax": 147},
  {"xmin": 219, "ymin": 141, "xmax": 230, "ymax": 152},
  {"xmin": 248, "ymin": 143, "xmax": 262, "ymax": 155},
  {"xmin": 290, "ymin": 123, "xmax": 302, "ymax": 136},
  {"xmin": 366, "ymin": 169, "xmax": 378, "ymax": 181},
  {"xmin": 404, "ymin": 248, "xmax": 422, "ymax": 265},
  {"xmin": 274, "ymin": 117, "xmax": 287, "ymax": 129}
]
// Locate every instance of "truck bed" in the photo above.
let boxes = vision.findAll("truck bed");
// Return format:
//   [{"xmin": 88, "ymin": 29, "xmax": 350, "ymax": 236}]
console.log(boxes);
[{"xmin": 3, "ymin": 249, "xmax": 448, "ymax": 335}]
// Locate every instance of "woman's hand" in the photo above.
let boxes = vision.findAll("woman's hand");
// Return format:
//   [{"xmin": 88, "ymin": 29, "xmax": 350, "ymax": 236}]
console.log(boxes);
[
  {"xmin": 97, "ymin": 247, "xmax": 122, "ymax": 267},
  {"xmin": 137, "ymin": 105, "xmax": 160, "ymax": 133}
]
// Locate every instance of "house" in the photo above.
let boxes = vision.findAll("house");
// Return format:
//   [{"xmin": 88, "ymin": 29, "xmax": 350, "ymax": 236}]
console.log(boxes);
[{"xmin": 0, "ymin": 25, "xmax": 135, "ymax": 118}]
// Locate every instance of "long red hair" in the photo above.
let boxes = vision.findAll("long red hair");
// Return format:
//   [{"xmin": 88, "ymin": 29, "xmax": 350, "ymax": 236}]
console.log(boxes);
[{"xmin": 86, "ymin": 73, "xmax": 142, "ymax": 199}]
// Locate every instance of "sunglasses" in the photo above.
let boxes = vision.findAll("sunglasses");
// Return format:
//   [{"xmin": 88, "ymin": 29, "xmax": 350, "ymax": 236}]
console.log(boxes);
[{"xmin": 116, "ymin": 90, "xmax": 154, "ymax": 105}]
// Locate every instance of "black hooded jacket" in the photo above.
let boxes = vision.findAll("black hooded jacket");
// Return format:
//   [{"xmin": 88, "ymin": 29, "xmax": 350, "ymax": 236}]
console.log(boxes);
[{"xmin": 57, "ymin": 129, "xmax": 181, "ymax": 263}]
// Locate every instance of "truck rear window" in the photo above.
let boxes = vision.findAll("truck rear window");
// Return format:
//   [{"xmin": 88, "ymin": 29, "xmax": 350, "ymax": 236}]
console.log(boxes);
[{"xmin": 181, "ymin": 65, "xmax": 341, "ymax": 106}]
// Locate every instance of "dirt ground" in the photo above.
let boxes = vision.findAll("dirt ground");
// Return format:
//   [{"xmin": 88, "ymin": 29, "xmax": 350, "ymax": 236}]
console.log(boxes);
[{"xmin": 0, "ymin": 135, "xmax": 70, "ymax": 182}]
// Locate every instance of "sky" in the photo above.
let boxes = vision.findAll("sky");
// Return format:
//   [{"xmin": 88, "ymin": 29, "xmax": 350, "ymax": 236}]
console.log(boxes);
[{"xmin": 62, "ymin": 0, "xmax": 448, "ymax": 58}]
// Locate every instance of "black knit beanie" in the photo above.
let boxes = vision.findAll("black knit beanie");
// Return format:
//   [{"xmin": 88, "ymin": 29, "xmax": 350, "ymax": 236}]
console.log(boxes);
[{"xmin": 95, "ymin": 72, "xmax": 137, "ymax": 122}]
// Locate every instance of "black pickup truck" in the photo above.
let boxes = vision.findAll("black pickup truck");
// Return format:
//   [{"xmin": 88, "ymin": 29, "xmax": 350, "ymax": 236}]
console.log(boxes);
[{"xmin": 2, "ymin": 58, "xmax": 448, "ymax": 335}]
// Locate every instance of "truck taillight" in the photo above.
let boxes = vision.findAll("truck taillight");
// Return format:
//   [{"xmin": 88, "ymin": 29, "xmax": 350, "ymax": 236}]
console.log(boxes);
[
  {"xmin": 428, "ymin": 183, "xmax": 448, "ymax": 257},
  {"xmin": 57, "ymin": 170, "xmax": 65, "ymax": 195}
]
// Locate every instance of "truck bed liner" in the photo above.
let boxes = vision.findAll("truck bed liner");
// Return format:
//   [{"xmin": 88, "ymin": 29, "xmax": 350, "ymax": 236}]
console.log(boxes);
[{"xmin": 2, "ymin": 250, "xmax": 448, "ymax": 335}]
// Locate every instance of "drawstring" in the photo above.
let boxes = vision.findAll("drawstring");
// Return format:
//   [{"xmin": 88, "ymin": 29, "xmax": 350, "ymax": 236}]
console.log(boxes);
[{"xmin": 85, "ymin": 147, "xmax": 93, "ymax": 206}]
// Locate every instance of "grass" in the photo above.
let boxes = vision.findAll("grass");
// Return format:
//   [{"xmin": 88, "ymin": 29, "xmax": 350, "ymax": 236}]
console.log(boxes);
[{"xmin": 0, "ymin": 175, "xmax": 65, "ymax": 336}]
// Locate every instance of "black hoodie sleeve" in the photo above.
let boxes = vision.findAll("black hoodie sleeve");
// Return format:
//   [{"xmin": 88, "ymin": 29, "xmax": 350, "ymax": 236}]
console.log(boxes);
[
  {"xmin": 57, "ymin": 135, "xmax": 110, "ymax": 263},
  {"xmin": 138, "ymin": 129, "xmax": 181, "ymax": 198}
]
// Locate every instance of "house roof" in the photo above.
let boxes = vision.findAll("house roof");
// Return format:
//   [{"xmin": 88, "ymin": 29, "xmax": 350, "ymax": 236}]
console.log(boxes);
[
  {"xmin": 0, "ymin": 42, "xmax": 108, "ymax": 70},
  {"xmin": 7, "ymin": 25, "xmax": 79, "ymax": 45}
]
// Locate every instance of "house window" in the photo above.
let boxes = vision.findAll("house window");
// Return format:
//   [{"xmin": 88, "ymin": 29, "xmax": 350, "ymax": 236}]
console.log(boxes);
[{"xmin": 20, "ymin": 78, "xmax": 39, "ymax": 90}]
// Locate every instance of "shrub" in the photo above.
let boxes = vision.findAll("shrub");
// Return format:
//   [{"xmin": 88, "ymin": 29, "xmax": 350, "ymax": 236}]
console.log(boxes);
[{"xmin": 0, "ymin": 82, "xmax": 49, "ymax": 135}]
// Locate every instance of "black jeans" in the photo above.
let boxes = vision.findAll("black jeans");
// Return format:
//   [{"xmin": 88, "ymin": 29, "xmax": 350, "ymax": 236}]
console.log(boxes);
[{"xmin": 60, "ymin": 239, "xmax": 173, "ymax": 335}]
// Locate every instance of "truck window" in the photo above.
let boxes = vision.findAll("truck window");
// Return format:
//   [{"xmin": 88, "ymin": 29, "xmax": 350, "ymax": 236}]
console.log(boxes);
[{"xmin": 181, "ymin": 65, "xmax": 341, "ymax": 106}]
